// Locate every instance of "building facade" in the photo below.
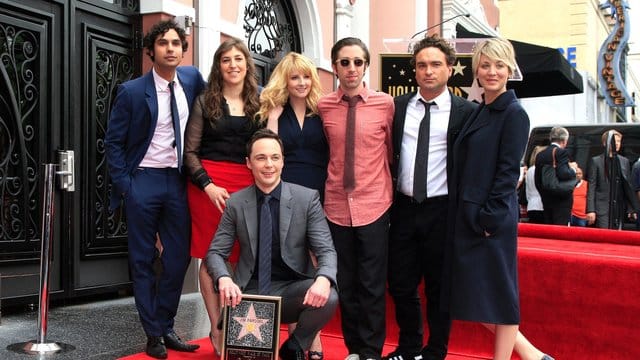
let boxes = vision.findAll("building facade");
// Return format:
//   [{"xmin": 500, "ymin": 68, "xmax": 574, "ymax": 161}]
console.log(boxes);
[{"xmin": 1, "ymin": 0, "xmax": 636, "ymax": 303}]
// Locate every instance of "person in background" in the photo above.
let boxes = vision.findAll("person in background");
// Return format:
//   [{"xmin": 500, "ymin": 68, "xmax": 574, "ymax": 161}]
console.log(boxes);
[
  {"xmin": 384, "ymin": 34, "xmax": 476, "ymax": 360},
  {"xmin": 570, "ymin": 167, "xmax": 588, "ymax": 226},
  {"xmin": 258, "ymin": 51, "xmax": 327, "ymax": 360},
  {"xmin": 535, "ymin": 126, "xmax": 577, "ymax": 225},
  {"xmin": 445, "ymin": 37, "xmax": 554, "ymax": 360},
  {"xmin": 632, "ymin": 157, "xmax": 640, "ymax": 229},
  {"xmin": 517, "ymin": 163, "xmax": 528, "ymax": 220},
  {"xmin": 525, "ymin": 146, "xmax": 546, "ymax": 224},
  {"xmin": 318, "ymin": 37, "xmax": 394, "ymax": 360},
  {"xmin": 517, "ymin": 163, "xmax": 527, "ymax": 191},
  {"xmin": 586, "ymin": 130, "xmax": 639, "ymax": 229},
  {"xmin": 183, "ymin": 37, "xmax": 262, "ymax": 355},
  {"xmin": 206, "ymin": 129, "xmax": 339, "ymax": 360},
  {"xmin": 105, "ymin": 20, "xmax": 205, "ymax": 359}
]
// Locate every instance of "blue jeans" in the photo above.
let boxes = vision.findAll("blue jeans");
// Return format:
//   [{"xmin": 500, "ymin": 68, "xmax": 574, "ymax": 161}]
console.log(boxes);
[{"xmin": 570, "ymin": 215, "xmax": 587, "ymax": 227}]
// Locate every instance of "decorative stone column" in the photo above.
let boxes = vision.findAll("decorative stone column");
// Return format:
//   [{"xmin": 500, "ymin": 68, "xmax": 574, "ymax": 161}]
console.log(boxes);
[{"xmin": 335, "ymin": 0, "xmax": 355, "ymax": 41}]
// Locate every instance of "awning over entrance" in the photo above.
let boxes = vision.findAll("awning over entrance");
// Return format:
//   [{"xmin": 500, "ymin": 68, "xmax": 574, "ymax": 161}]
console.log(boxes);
[{"xmin": 456, "ymin": 24, "xmax": 584, "ymax": 98}]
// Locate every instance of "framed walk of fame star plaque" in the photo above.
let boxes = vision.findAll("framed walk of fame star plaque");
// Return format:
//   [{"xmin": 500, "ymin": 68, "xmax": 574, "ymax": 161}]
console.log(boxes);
[{"xmin": 221, "ymin": 294, "xmax": 282, "ymax": 360}]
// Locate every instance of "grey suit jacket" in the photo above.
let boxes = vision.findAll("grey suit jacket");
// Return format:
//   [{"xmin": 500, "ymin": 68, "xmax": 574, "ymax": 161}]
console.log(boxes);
[
  {"xmin": 206, "ymin": 181, "xmax": 337, "ymax": 291},
  {"xmin": 586, "ymin": 153, "xmax": 639, "ymax": 217}
]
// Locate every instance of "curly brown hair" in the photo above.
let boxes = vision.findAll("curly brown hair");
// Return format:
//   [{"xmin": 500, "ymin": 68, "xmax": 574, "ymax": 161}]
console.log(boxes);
[
  {"xmin": 143, "ymin": 20, "xmax": 188, "ymax": 62},
  {"xmin": 410, "ymin": 34, "xmax": 456, "ymax": 67},
  {"xmin": 202, "ymin": 37, "xmax": 260, "ymax": 126}
]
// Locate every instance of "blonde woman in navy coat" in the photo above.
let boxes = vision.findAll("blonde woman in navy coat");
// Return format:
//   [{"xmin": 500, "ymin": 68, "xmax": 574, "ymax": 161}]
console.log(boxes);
[{"xmin": 445, "ymin": 38, "xmax": 553, "ymax": 360}]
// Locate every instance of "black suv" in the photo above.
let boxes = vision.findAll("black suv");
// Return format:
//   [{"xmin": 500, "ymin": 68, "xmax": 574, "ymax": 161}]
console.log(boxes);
[
  {"xmin": 524, "ymin": 124, "xmax": 640, "ymax": 173},
  {"xmin": 523, "ymin": 124, "xmax": 640, "ymax": 229}
]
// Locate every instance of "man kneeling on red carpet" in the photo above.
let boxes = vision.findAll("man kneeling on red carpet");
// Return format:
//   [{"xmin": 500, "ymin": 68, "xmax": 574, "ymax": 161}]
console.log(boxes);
[{"xmin": 206, "ymin": 129, "xmax": 339, "ymax": 360}]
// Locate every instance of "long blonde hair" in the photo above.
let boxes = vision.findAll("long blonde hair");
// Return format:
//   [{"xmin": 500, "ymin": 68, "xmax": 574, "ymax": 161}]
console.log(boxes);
[{"xmin": 256, "ymin": 52, "xmax": 323, "ymax": 121}]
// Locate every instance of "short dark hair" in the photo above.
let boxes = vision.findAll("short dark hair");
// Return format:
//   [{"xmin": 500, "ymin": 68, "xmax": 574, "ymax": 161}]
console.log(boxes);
[
  {"xmin": 410, "ymin": 34, "xmax": 456, "ymax": 67},
  {"xmin": 246, "ymin": 129, "xmax": 284, "ymax": 157},
  {"xmin": 143, "ymin": 20, "xmax": 188, "ymax": 62},
  {"xmin": 330, "ymin": 37, "xmax": 370, "ymax": 65}
]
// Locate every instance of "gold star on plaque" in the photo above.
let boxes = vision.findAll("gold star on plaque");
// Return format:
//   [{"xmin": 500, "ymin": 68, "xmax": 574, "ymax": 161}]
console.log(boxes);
[{"xmin": 233, "ymin": 303, "xmax": 270, "ymax": 342}]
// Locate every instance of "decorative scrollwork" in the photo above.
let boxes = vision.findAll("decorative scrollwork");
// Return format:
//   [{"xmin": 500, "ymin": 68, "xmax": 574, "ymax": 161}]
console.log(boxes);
[
  {"xmin": 94, "ymin": 48, "xmax": 133, "ymax": 241},
  {"xmin": 120, "ymin": 0, "xmax": 140, "ymax": 12},
  {"xmin": 243, "ymin": 0, "xmax": 295, "ymax": 59},
  {"xmin": 97, "ymin": 0, "xmax": 139, "ymax": 12},
  {"xmin": 0, "ymin": 21, "xmax": 40, "ymax": 249}
]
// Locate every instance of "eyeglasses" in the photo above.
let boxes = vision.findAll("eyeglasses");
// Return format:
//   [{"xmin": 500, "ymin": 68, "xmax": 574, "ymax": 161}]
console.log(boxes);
[{"xmin": 336, "ymin": 58, "xmax": 365, "ymax": 67}]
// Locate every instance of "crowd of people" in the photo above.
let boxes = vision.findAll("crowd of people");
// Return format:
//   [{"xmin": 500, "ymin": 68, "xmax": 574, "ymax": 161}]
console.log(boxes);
[
  {"xmin": 520, "ymin": 127, "xmax": 640, "ymax": 230},
  {"xmin": 105, "ymin": 19, "xmax": 568, "ymax": 360}
]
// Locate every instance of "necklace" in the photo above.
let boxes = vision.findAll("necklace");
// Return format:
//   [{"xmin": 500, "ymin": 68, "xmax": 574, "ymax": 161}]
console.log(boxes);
[{"xmin": 226, "ymin": 97, "xmax": 241, "ymax": 113}]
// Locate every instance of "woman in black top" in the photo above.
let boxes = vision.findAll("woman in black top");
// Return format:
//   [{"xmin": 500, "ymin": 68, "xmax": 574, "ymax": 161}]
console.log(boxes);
[{"xmin": 183, "ymin": 37, "xmax": 261, "ymax": 355}]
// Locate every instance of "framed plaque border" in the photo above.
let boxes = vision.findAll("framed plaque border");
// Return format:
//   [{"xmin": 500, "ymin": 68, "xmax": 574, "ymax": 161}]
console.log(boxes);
[{"xmin": 221, "ymin": 294, "xmax": 282, "ymax": 360}]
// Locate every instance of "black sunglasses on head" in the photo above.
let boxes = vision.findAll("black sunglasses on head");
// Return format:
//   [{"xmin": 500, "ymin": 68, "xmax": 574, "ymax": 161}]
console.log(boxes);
[{"xmin": 337, "ymin": 58, "xmax": 365, "ymax": 67}]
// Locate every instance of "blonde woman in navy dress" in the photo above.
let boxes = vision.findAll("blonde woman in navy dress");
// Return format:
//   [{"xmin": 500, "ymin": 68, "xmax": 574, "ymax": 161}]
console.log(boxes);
[
  {"xmin": 446, "ymin": 37, "xmax": 553, "ymax": 360},
  {"xmin": 257, "ymin": 52, "xmax": 328, "ymax": 360}
]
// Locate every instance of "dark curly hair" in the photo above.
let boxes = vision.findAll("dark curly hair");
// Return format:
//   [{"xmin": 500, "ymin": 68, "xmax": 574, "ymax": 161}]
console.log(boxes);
[
  {"xmin": 202, "ymin": 37, "xmax": 260, "ymax": 126},
  {"xmin": 143, "ymin": 20, "xmax": 189, "ymax": 62},
  {"xmin": 410, "ymin": 34, "xmax": 456, "ymax": 67}
]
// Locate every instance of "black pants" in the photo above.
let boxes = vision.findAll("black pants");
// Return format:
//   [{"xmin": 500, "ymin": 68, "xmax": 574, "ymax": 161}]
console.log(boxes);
[
  {"xmin": 387, "ymin": 194, "xmax": 450, "ymax": 360},
  {"xmin": 329, "ymin": 211, "xmax": 390, "ymax": 360},
  {"xmin": 542, "ymin": 196, "xmax": 572, "ymax": 225}
]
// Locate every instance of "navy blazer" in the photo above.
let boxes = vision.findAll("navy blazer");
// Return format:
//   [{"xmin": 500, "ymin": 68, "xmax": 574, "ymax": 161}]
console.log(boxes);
[
  {"xmin": 105, "ymin": 66, "xmax": 205, "ymax": 209},
  {"xmin": 446, "ymin": 89, "xmax": 529, "ymax": 324},
  {"xmin": 452, "ymin": 89, "xmax": 530, "ymax": 236},
  {"xmin": 391, "ymin": 91, "xmax": 477, "ymax": 190}
]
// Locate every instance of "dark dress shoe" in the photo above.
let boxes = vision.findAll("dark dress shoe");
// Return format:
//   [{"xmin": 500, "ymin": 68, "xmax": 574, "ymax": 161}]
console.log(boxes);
[
  {"xmin": 163, "ymin": 330, "xmax": 200, "ymax": 352},
  {"xmin": 146, "ymin": 336, "xmax": 167, "ymax": 359},
  {"xmin": 279, "ymin": 336, "xmax": 305, "ymax": 360}
]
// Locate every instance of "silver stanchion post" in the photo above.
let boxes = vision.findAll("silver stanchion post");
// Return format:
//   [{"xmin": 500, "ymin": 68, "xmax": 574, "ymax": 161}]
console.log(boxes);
[{"xmin": 8, "ymin": 164, "xmax": 75, "ymax": 354}]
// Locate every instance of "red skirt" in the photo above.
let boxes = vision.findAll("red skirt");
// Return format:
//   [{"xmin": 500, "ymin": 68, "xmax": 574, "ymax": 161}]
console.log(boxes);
[{"xmin": 188, "ymin": 160, "xmax": 254, "ymax": 259}]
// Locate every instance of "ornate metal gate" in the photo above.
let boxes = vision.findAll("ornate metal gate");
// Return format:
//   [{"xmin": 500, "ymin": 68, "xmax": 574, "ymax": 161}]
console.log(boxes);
[{"xmin": 0, "ymin": 0, "xmax": 140, "ymax": 302}]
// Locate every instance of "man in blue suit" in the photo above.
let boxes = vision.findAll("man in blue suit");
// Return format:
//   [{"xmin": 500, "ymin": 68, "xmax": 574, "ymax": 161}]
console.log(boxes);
[{"xmin": 105, "ymin": 20, "xmax": 205, "ymax": 359}]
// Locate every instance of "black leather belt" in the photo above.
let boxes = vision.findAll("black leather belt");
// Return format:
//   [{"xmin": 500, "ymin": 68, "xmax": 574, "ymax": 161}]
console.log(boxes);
[{"xmin": 396, "ymin": 193, "xmax": 448, "ymax": 205}]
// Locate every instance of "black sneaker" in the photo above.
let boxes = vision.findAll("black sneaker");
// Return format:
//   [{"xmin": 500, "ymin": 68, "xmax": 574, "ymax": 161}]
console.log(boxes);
[{"xmin": 382, "ymin": 349, "xmax": 422, "ymax": 360}]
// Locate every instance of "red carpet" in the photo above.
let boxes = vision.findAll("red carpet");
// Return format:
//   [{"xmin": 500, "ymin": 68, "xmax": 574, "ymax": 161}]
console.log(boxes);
[
  {"xmin": 118, "ymin": 329, "xmax": 488, "ymax": 360},
  {"xmin": 121, "ymin": 224, "xmax": 640, "ymax": 359}
]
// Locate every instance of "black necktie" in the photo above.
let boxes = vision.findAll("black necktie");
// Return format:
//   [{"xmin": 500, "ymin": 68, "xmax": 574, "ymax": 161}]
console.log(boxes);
[
  {"xmin": 413, "ymin": 99, "xmax": 435, "ymax": 203},
  {"xmin": 168, "ymin": 81, "xmax": 182, "ymax": 171},
  {"xmin": 258, "ymin": 195, "xmax": 272, "ymax": 295},
  {"xmin": 342, "ymin": 95, "xmax": 360, "ymax": 192}
]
